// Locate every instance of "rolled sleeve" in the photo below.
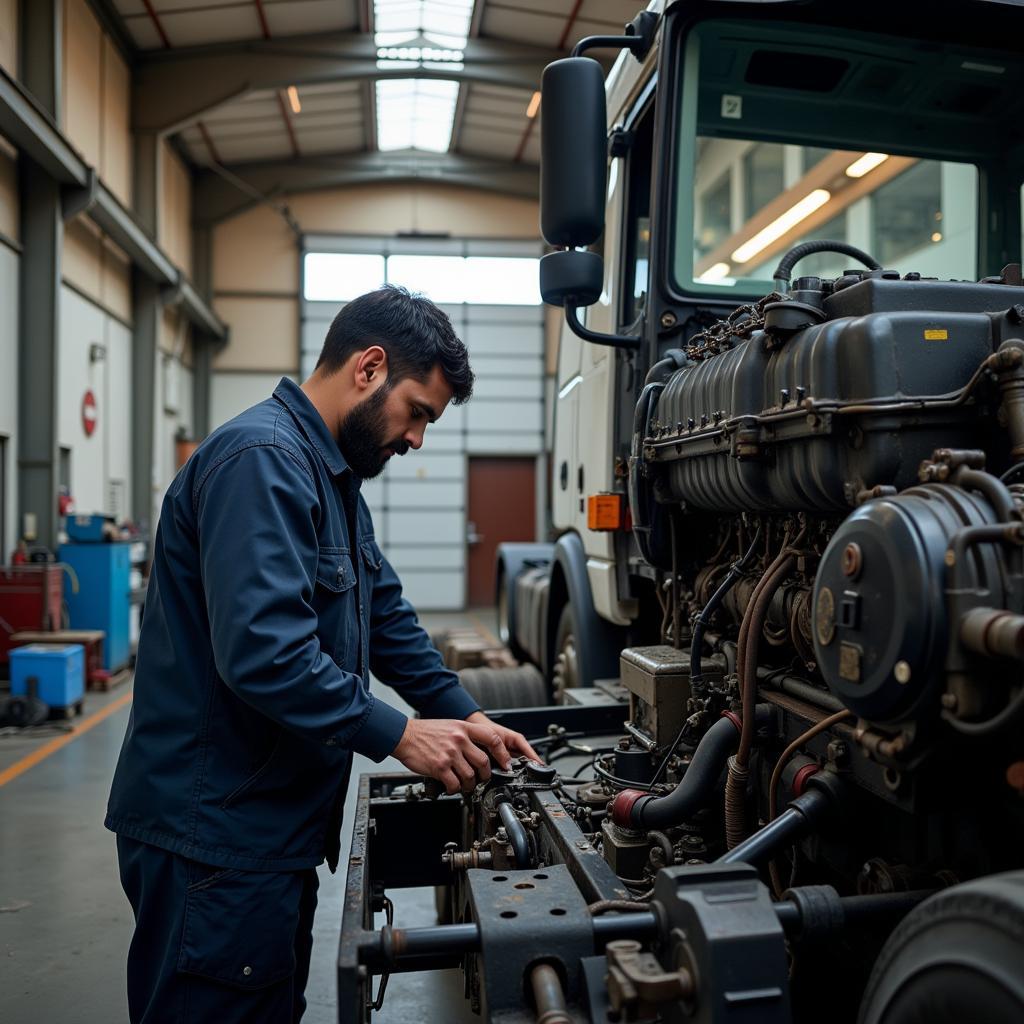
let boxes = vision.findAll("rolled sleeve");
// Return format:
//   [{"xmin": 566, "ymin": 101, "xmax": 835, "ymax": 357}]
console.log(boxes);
[{"xmin": 197, "ymin": 442, "xmax": 409, "ymax": 751}]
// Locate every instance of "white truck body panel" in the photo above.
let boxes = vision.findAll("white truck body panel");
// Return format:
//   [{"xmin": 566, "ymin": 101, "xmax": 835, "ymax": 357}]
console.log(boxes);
[{"xmin": 551, "ymin": 5, "xmax": 663, "ymax": 626}]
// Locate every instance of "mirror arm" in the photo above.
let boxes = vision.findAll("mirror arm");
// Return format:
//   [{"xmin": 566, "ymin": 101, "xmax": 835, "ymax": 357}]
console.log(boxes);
[
  {"xmin": 564, "ymin": 303, "xmax": 641, "ymax": 349},
  {"xmin": 571, "ymin": 12, "xmax": 658, "ymax": 60}
]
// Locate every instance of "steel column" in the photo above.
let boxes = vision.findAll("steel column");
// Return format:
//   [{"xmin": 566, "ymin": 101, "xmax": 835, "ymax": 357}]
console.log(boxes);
[
  {"xmin": 132, "ymin": 275, "xmax": 160, "ymax": 532},
  {"xmin": 16, "ymin": 0, "xmax": 62, "ymax": 550}
]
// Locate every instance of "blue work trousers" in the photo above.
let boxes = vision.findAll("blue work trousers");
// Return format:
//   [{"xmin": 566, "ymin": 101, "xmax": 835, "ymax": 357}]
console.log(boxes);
[{"xmin": 116, "ymin": 835, "xmax": 319, "ymax": 1023}]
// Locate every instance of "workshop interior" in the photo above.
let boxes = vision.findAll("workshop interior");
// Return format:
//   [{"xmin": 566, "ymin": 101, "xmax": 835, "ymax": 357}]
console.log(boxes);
[{"xmin": 2, "ymin": 0, "xmax": 1024, "ymax": 1022}]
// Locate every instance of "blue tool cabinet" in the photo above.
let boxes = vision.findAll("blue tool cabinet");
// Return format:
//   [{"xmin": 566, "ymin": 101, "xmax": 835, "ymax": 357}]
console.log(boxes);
[
  {"xmin": 58, "ymin": 542, "xmax": 131, "ymax": 672},
  {"xmin": 10, "ymin": 644, "xmax": 85, "ymax": 710}
]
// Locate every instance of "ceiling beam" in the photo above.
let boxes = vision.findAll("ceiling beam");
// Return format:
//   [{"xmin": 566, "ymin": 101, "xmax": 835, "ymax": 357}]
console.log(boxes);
[
  {"xmin": 132, "ymin": 31, "xmax": 559, "ymax": 134},
  {"xmin": 193, "ymin": 151, "xmax": 539, "ymax": 225}
]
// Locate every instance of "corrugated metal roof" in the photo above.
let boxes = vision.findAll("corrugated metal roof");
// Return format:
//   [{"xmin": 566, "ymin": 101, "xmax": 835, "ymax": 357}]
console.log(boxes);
[{"xmin": 111, "ymin": 0, "xmax": 641, "ymax": 177}]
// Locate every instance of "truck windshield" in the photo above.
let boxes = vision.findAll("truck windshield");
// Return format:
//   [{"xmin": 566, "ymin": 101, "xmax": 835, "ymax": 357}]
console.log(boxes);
[{"xmin": 671, "ymin": 19, "xmax": 1009, "ymax": 295}]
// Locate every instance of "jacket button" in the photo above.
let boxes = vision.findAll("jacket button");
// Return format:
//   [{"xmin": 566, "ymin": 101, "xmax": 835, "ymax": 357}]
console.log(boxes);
[{"xmin": 243, "ymin": 966, "xmax": 253, "ymax": 976}]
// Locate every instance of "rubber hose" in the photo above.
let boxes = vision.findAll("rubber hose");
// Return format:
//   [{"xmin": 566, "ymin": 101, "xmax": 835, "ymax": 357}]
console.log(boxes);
[
  {"xmin": 643, "ymin": 348, "xmax": 687, "ymax": 387},
  {"xmin": 690, "ymin": 529, "xmax": 762, "ymax": 696},
  {"xmin": 614, "ymin": 707, "xmax": 773, "ymax": 830},
  {"xmin": 737, "ymin": 553, "xmax": 796, "ymax": 766},
  {"xmin": 497, "ymin": 799, "xmax": 531, "ymax": 869},
  {"xmin": 772, "ymin": 240, "xmax": 881, "ymax": 286}
]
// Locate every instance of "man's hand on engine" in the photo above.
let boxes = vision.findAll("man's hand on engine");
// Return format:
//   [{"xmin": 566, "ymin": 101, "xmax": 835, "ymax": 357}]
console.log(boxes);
[
  {"xmin": 392, "ymin": 715, "xmax": 542, "ymax": 794},
  {"xmin": 464, "ymin": 711, "xmax": 542, "ymax": 767}
]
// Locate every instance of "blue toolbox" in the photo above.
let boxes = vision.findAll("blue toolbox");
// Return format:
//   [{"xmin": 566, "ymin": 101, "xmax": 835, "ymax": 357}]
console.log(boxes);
[
  {"xmin": 10, "ymin": 644, "xmax": 85, "ymax": 715},
  {"xmin": 58, "ymin": 542, "xmax": 131, "ymax": 672}
]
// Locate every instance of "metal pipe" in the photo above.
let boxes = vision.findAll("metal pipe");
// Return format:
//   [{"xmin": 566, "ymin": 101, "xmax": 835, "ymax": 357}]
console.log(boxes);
[
  {"xmin": 756, "ymin": 667, "xmax": 845, "ymax": 712},
  {"xmin": 718, "ymin": 787, "xmax": 832, "ymax": 866},
  {"xmin": 531, "ymin": 963, "xmax": 572, "ymax": 1024},
  {"xmin": 591, "ymin": 912, "xmax": 660, "ymax": 944},
  {"xmin": 361, "ymin": 884, "xmax": 932, "ymax": 976},
  {"xmin": 497, "ymin": 798, "xmax": 532, "ymax": 869}
]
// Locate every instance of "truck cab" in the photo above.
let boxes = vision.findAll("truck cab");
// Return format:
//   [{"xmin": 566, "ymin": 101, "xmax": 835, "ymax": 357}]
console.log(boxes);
[{"xmin": 499, "ymin": 0, "xmax": 1024, "ymax": 695}]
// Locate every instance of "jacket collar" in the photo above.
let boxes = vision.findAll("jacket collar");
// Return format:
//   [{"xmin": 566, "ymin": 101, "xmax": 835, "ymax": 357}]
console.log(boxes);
[{"xmin": 272, "ymin": 377, "xmax": 349, "ymax": 477}]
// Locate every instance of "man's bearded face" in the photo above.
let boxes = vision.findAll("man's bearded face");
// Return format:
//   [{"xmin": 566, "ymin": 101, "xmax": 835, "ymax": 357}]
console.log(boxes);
[{"xmin": 338, "ymin": 383, "xmax": 410, "ymax": 479}]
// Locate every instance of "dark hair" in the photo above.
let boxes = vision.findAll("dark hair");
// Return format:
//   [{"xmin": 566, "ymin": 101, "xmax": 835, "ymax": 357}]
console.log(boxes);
[{"xmin": 316, "ymin": 284, "xmax": 473, "ymax": 404}]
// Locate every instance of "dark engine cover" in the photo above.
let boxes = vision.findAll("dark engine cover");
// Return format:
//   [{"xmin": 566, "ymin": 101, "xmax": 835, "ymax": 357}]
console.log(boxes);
[{"xmin": 645, "ymin": 278, "xmax": 1020, "ymax": 513}]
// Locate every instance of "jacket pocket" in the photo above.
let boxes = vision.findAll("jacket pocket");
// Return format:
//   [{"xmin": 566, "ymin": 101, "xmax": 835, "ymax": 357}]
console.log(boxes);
[
  {"xmin": 220, "ymin": 737, "xmax": 281, "ymax": 809},
  {"xmin": 178, "ymin": 868, "xmax": 304, "ymax": 989},
  {"xmin": 315, "ymin": 547, "xmax": 357, "ymax": 593},
  {"xmin": 360, "ymin": 539, "xmax": 383, "ymax": 572}
]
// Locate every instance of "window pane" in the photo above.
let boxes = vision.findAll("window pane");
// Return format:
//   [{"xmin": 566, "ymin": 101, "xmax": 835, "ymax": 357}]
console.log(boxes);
[
  {"xmin": 387, "ymin": 254, "xmax": 466, "ymax": 302},
  {"xmin": 744, "ymin": 143, "xmax": 785, "ymax": 221},
  {"xmin": 675, "ymin": 20, "xmax": 983, "ymax": 293},
  {"xmin": 386, "ymin": 254, "xmax": 541, "ymax": 304},
  {"xmin": 871, "ymin": 162, "xmax": 943, "ymax": 266},
  {"xmin": 696, "ymin": 171, "xmax": 732, "ymax": 260},
  {"xmin": 462, "ymin": 257, "xmax": 541, "ymax": 304},
  {"xmin": 303, "ymin": 253, "xmax": 385, "ymax": 302}
]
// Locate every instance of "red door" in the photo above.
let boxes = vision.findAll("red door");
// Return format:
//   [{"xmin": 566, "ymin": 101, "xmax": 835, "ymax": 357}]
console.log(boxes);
[{"xmin": 467, "ymin": 457, "xmax": 537, "ymax": 607}]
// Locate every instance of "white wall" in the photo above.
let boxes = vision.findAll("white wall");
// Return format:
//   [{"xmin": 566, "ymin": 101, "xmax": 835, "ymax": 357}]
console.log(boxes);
[
  {"xmin": 0, "ymin": 241, "xmax": 17, "ymax": 559},
  {"xmin": 210, "ymin": 372, "xmax": 288, "ymax": 429},
  {"xmin": 57, "ymin": 285, "xmax": 132, "ymax": 520}
]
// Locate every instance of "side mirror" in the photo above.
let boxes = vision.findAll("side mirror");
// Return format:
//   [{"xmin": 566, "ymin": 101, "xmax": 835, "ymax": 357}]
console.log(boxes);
[
  {"xmin": 541, "ymin": 57, "xmax": 607, "ymax": 249},
  {"xmin": 539, "ymin": 250, "xmax": 602, "ymax": 307}
]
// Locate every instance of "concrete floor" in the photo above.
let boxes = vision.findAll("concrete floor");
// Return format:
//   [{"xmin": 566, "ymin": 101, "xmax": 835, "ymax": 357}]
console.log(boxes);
[{"xmin": 0, "ymin": 609, "xmax": 498, "ymax": 1024}]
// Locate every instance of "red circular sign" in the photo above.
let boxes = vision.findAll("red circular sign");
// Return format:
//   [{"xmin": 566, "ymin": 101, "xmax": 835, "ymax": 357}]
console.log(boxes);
[{"xmin": 82, "ymin": 390, "xmax": 98, "ymax": 437}]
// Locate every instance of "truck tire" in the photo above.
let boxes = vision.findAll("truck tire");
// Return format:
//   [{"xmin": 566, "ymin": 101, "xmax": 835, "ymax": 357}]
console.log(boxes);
[
  {"xmin": 458, "ymin": 665, "xmax": 547, "ymax": 710},
  {"xmin": 551, "ymin": 604, "xmax": 579, "ymax": 703},
  {"xmin": 496, "ymin": 568, "xmax": 528, "ymax": 662},
  {"xmin": 858, "ymin": 872, "xmax": 1024, "ymax": 1024}
]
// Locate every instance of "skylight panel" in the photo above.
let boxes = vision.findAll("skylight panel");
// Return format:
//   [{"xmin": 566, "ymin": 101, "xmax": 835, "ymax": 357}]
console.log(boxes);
[
  {"xmin": 374, "ymin": 0, "xmax": 474, "ymax": 52},
  {"xmin": 375, "ymin": 79, "xmax": 459, "ymax": 152}
]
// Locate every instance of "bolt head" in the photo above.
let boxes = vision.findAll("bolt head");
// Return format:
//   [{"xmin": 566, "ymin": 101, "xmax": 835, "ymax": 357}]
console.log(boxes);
[
  {"xmin": 841, "ymin": 542, "xmax": 863, "ymax": 578},
  {"xmin": 894, "ymin": 660, "xmax": 911, "ymax": 684},
  {"xmin": 660, "ymin": 311, "xmax": 677, "ymax": 328}
]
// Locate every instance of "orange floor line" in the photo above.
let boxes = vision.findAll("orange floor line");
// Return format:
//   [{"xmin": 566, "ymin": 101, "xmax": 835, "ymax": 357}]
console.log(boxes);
[{"xmin": 0, "ymin": 689, "xmax": 133, "ymax": 788}]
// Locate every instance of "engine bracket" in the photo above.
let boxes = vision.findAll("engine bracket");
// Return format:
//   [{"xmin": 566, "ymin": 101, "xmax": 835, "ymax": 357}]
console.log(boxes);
[
  {"xmin": 651, "ymin": 863, "xmax": 791, "ymax": 1024},
  {"xmin": 467, "ymin": 864, "xmax": 595, "ymax": 1020}
]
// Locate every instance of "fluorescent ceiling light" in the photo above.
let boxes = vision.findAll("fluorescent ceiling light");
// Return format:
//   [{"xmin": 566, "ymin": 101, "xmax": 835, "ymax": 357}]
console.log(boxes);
[
  {"xmin": 526, "ymin": 91, "xmax": 541, "ymax": 118},
  {"xmin": 376, "ymin": 78, "xmax": 460, "ymax": 152},
  {"xmin": 697, "ymin": 261, "xmax": 732, "ymax": 283},
  {"xmin": 374, "ymin": 0, "xmax": 474, "ymax": 50},
  {"xmin": 845, "ymin": 152, "xmax": 889, "ymax": 178},
  {"xmin": 286, "ymin": 85, "xmax": 301, "ymax": 114},
  {"xmin": 731, "ymin": 189, "xmax": 832, "ymax": 264}
]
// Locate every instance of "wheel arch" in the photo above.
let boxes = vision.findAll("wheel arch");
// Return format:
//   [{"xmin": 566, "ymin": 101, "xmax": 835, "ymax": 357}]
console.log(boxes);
[{"xmin": 545, "ymin": 531, "xmax": 626, "ymax": 688}]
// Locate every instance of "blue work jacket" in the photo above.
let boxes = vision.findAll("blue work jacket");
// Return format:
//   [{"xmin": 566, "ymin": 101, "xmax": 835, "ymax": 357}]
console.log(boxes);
[{"xmin": 105, "ymin": 378, "xmax": 479, "ymax": 872}]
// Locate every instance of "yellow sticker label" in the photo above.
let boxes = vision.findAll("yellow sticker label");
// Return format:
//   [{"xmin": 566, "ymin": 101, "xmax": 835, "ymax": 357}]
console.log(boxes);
[{"xmin": 924, "ymin": 329, "xmax": 948, "ymax": 341}]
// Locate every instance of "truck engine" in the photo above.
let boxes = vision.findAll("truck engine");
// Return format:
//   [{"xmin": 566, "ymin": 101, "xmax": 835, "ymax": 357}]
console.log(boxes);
[{"xmin": 342, "ymin": 243, "xmax": 1024, "ymax": 1024}]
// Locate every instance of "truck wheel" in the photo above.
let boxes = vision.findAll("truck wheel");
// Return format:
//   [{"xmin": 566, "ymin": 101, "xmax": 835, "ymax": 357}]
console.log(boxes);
[
  {"xmin": 551, "ymin": 605, "xmax": 579, "ymax": 703},
  {"xmin": 458, "ymin": 665, "xmax": 547, "ymax": 710},
  {"xmin": 858, "ymin": 872, "xmax": 1024, "ymax": 1024}
]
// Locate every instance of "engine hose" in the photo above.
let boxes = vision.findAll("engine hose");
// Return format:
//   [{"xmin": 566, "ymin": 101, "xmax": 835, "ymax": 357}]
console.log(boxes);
[
  {"xmin": 611, "ymin": 707, "xmax": 774, "ymax": 830},
  {"xmin": 954, "ymin": 467, "xmax": 1019, "ymax": 523},
  {"xmin": 496, "ymin": 798, "xmax": 531, "ymax": 869},
  {"xmin": 737, "ymin": 549, "xmax": 799, "ymax": 767},
  {"xmin": 643, "ymin": 348, "xmax": 687, "ymax": 387},
  {"xmin": 772, "ymin": 240, "xmax": 881, "ymax": 288},
  {"xmin": 690, "ymin": 528, "xmax": 762, "ymax": 697},
  {"xmin": 729, "ymin": 542, "xmax": 802, "ymax": 849},
  {"xmin": 766, "ymin": 709, "xmax": 854, "ymax": 896}
]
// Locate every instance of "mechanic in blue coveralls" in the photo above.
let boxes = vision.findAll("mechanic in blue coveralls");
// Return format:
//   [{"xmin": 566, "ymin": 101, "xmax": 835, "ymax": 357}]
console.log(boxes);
[{"xmin": 105, "ymin": 285, "xmax": 540, "ymax": 1023}]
